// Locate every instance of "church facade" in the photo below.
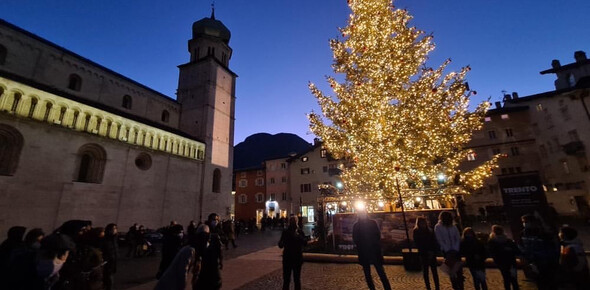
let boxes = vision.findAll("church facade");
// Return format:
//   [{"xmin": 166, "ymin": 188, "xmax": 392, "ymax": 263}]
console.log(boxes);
[{"xmin": 0, "ymin": 12, "xmax": 235, "ymax": 233}]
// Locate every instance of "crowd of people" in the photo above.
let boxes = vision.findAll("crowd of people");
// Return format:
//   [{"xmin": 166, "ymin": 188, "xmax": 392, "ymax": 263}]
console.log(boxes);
[
  {"xmin": 0, "ymin": 213, "xmax": 241, "ymax": 290},
  {"xmin": 413, "ymin": 211, "xmax": 589, "ymax": 290},
  {"xmin": 0, "ymin": 220, "xmax": 118, "ymax": 290}
]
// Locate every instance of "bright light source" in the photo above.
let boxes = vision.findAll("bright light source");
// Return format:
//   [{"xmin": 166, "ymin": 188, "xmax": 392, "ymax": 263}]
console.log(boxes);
[
  {"xmin": 421, "ymin": 175, "xmax": 428, "ymax": 181},
  {"xmin": 416, "ymin": 197, "xmax": 422, "ymax": 202},
  {"xmin": 437, "ymin": 173, "xmax": 446, "ymax": 182},
  {"xmin": 341, "ymin": 201, "xmax": 348, "ymax": 206},
  {"xmin": 377, "ymin": 201, "xmax": 385, "ymax": 208},
  {"xmin": 336, "ymin": 181, "xmax": 343, "ymax": 189},
  {"xmin": 354, "ymin": 200, "xmax": 366, "ymax": 211},
  {"xmin": 327, "ymin": 204, "xmax": 333, "ymax": 209}
]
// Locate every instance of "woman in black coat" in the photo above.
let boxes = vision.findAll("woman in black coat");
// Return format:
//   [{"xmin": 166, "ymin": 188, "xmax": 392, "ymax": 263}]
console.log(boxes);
[
  {"xmin": 278, "ymin": 216, "xmax": 308, "ymax": 290},
  {"xmin": 413, "ymin": 217, "xmax": 440, "ymax": 290}
]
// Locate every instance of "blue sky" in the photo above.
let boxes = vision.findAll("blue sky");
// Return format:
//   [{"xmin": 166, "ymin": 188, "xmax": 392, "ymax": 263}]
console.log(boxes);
[{"xmin": 2, "ymin": 0, "xmax": 589, "ymax": 144}]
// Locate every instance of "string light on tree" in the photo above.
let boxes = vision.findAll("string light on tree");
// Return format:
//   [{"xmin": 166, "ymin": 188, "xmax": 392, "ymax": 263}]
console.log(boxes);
[{"xmin": 308, "ymin": 0, "xmax": 500, "ymax": 202}]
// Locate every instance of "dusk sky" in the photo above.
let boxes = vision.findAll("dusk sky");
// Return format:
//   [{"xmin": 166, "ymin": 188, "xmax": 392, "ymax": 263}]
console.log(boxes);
[{"xmin": 2, "ymin": 0, "xmax": 589, "ymax": 145}]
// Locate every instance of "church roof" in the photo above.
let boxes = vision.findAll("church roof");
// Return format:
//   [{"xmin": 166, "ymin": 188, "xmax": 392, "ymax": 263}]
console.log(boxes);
[{"xmin": 192, "ymin": 10, "xmax": 231, "ymax": 44}]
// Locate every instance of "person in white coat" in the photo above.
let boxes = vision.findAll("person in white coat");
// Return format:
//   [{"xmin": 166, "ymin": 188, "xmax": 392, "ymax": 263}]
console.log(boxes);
[{"xmin": 434, "ymin": 211, "xmax": 464, "ymax": 290}]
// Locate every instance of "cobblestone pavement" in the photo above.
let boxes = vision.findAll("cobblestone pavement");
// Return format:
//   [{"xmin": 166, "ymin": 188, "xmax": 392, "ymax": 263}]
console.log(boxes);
[{"xmin": 240, "ymin": 263, "xmax": 538, "ymax": 290}]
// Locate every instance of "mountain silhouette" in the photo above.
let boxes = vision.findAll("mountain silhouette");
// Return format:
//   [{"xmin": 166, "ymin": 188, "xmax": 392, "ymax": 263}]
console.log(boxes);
[{"xmin": 233, "ymin": 133, "xmax": 312, "ymax": 170}]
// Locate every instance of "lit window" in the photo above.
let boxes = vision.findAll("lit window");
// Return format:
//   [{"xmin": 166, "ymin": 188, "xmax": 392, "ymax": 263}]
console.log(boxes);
[
  {"xmin": 467, "ymin": 152, "xmax": 476, "ymax": 161},
  {"xmin": 501, "ymin": 114, "xmax": 509, "ymax": 120},
  {"xmin": 536, "ymin": 104, "xmax": 543, "ymax": 112},
  {"xmin": 484, "ymin": 117, "xmax": 491, "ymax": 122},
  {"xmin": 239, "ymin": 179, "xmax": 248, "ymax": 187},
  {"xmin": 320, "ymin": 149, "xmax": 327, "ymax": 158},
  {"xmin": 301, "ymin": 156, "xmax": 309, "ymax": 162}
]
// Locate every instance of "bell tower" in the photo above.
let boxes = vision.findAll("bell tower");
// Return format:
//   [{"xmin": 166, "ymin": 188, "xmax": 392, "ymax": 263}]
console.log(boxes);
[{"xmin": 177, "ymin": 8, "xmax": 236, "ymax": 220}]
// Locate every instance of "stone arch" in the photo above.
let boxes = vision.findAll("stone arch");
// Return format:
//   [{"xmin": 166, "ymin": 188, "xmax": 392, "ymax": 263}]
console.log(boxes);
[
  {"xmin": 0, "ymin": 124, "xmax": 24, "ymax": 176},
  {"xmin": 68, "ymin": 73, "xmax": 82, "ymax": 91},
  {"xmin": 161, "ymin": 110, "xmax": 170, "ymax": 122},
  {"xmin": 122, "ymin": 95, "xmax": 132, "ymax": 109},
  {"xmin": 75, "ymin": 143, "xmax": 107, "ymax": 183},
  {"xmin": 0, "ymin": 44, "xmax": 6, "ymax": 65}
]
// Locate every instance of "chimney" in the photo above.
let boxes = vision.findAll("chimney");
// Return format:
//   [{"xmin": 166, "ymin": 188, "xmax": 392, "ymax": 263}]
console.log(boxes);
[
  {"xmin": 313, "ymin": 138, "xmax": 321, "ymax": 145},
  {"xmin": 512, "ymin": 92, "xmax": 519, "ymax": 99},
  {"xmin": 574, "ymin": 51, "xmax": 587, "ymax": 63},
  {"xmin": 551, "ymin": 59, "xmax": 561, "ymax": 69},
  {"xmin": 503, "ymin": 94, "xmax": 512, "ymax": 102},
  {"xmin": 495, "ymin": 101, "xmax": 502, "ymax": 109}
]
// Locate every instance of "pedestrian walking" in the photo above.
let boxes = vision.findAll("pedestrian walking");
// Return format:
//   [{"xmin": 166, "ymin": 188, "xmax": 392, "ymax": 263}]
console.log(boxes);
[
  {"xmin": 223, "ymin": 219, "xmax": 238, "ymax": 249},
  {"xmin": 191, "ymin": 224, "xmax": 210, "ymax": 290},
  {"xmin": 278, "ymin": 216, "xmax": 308, "ymax": 290},
  {"xmin": 352, "ymin": 210, "xmax": 392, "ymax": 290},
  {"xmin": 518, "ymin": 214, "xmax": 559, "ymax": 290},
  {"xmin": 5, "ymin": 228, "xmax": 45, "ymax": 289},
  {"xmin": 102, "ymin": 223, "xmax": 118, "ymax": 290},
  {"xmin": 413, "ymin": 217, "xmax": 440, "ymax": 290},
  {"xmin": 194, "ymin": 226, "xmax": 223, "ymax": 290},
  {"xmin": 157, "ymin": 223, "xmax": 184, "ymax": 279},
  {"xmin": 0, "ymin": 225, "xmax": 26, "ymax": 278},
  {"xmin": 206, "ymin": 213, "xmax": 228, "ymax": 249},
  {"xmin": 126, "ymin": 223, "xmax": 138, "ymax": 258},
  {"xmin": 460, "ymin": 227, "xmax": 488, "ymax": 290},
  {"xmin": 434, "ymin": 211, "xmax": 464, "ymax": 290},
  {"xmin": 155, "ymin": 246, "xmax": 195, "ymax": 290},
  {"xmin": 488, "ymin": 225, "xmax": 520, "ymax": 290},
  {"xmin": 558, "ymin": 225, "xmax": 590, "ymax": 290}
]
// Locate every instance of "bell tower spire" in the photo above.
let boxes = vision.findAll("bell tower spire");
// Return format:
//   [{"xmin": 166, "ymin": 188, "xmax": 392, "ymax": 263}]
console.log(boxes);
[{"xmin": 176, "ymin": 10, "xmax": 236, "ymax": 221}]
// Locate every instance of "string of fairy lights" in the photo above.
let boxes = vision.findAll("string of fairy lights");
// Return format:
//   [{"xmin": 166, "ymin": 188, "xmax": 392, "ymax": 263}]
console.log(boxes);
[{"xmin": 308, "ymin": 0, "xmax": 500, "ymax": 208}]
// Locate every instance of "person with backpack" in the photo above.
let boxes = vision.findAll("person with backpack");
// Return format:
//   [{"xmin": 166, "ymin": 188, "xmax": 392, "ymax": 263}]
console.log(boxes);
[
  {"xmin": 558, "ymin": 225, "xmax": 590, "ymax": 289},
  {"xmin": 488, "ymin": 225, "xmax": 520, "ymax": 290}
]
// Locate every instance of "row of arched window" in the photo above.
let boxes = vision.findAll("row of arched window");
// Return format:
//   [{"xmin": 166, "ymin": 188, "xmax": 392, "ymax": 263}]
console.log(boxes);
[
  {"xmin": 0, "ymin": 123, "xmax": 222, "ymax": 191},
  {"xmin": 0, "ymin": 84, "xmax": 203, "ymax": 160}
]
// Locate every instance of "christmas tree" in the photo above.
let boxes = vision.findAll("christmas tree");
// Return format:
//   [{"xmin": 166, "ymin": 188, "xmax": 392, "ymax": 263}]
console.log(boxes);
[{"xmin": 309, "ymin": 0, "xmax": 500, "ymax": 205}]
